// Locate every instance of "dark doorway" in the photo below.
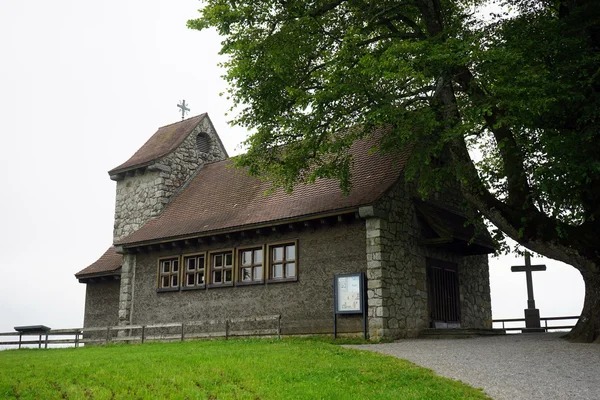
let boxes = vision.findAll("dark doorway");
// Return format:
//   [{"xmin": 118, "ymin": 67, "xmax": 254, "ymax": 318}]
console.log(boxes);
[{"xmin": 426, "ymin": 258, "xmax": 461, "ymax": 328}]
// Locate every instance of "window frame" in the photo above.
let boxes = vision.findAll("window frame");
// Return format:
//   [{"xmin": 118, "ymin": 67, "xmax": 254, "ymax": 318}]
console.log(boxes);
[
  {"xmin": 157, "ymin": 255, "xmax": 181, "ymax": 292},
  {"xmin": 236, "ymin": 245, "xmax": 265, "ymax": 286},
  {"xmin": 181, "ymin": 252, "xmax": 207, "ymax": 291},
  {"xmin": 207, "ymin": 249, "xmax": 235, "ymax": 288},
  {"xmin": 267, "ymin": 240, "xmax": 298, "ymax": 283}
]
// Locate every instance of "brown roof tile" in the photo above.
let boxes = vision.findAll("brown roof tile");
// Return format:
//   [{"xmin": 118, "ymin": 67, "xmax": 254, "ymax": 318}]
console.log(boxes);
[
  {"xmin": 75, "ymin": 246, "xmax": 121, "ymax": 278},
  {"xmin": 109, "ymin": 114, "xmax": 207, "ymax": 175},
  {"xmin": 116, "ymin": 131, "xmax": 411, "ymax": 246}
]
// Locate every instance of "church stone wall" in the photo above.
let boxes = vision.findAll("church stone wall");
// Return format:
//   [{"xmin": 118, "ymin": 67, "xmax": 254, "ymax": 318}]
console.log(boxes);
[
  {"xmin": 113, "ymin": 117, "xmax": 227, "ymax": 242},
  {"xmin": 459, "ymin": 254, "xmax": 492, "ymax": 328},
  {"xmin": 365, "ymin": 177, "xmax": 492, "ymax": 340},
  {"xmin": 126, "ymin": 220, "xmax": 367, "ymax": 335},
  {"xmin": 83, "ymin": 280, "xmax": 120, "ymax": 328}
]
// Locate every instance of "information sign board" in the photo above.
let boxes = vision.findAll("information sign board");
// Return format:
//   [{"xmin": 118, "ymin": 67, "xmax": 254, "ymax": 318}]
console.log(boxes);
[
  {"xmin": 333, "ymin": 272, "xmax": 367, "ymax": 339},
  {"xmin": 335, "ymin": 274, "xmax": 363, "ymax": 313}
]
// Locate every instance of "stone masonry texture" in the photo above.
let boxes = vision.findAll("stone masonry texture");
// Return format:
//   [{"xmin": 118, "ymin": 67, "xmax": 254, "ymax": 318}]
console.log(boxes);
[
  {"xmin": 112, "ymin": 117, "xmax": 227, "ymax": 333},
  {"xmin": 83, "ymin": 280, "xmax": 120, "ymax": 328},
  {"xmin": 113, "ymin": 117, "xmax": 227, "ymax": 243},
  {"xmin": 127, "ymin": 220, "xmax": 367, "ymax": 335},
  {"xmin": 365, "ymin": 176, "xmax": 492, "ymax": 340}
]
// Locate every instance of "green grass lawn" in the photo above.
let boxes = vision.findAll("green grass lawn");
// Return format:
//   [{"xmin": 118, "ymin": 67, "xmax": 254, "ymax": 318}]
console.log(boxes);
[{"xmin": 0, "ymin": 338, "xmax": 489, "ymax": 399}]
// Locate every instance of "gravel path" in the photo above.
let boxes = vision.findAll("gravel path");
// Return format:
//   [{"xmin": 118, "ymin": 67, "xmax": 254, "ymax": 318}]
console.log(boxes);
[{"xmin": 346, "ymin": 333, "xmax": 600, "ymax": 400}]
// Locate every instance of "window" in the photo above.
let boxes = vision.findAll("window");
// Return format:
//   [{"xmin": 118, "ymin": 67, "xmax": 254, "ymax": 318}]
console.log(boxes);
[
  {"xmin": 238, "ymin": 247, "xmax": 263, "ymax": 283},
  {"xmin": 158, "ymin": 257, "xmax": 180, "ymax": 289},
  {"xmin": 183, "ymin": 253, "xmax": 205, "ymax": 288},
  {"xmin": 196, "ymin": 132, "xmax": 211, "ymax": 153},
  {"xmin": 156, "ymin": 241, "xmax": 298, "ymax": 292},
  {"xmin": 269, "ymin": 242, "xmax": 297, "ymax": 280},
  {"xmin": 210, "ymin": 251, "xmax": 233, "ymax": 285}
]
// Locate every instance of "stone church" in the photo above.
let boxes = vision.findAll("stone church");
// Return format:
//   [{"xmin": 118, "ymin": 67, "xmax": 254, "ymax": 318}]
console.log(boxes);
[{"xmin": 75, "ymin": 114, "xmax": 494, "ymax": 339}]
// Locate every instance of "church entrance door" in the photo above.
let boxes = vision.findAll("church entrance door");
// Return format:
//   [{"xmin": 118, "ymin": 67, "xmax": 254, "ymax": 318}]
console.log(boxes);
[{"xmin": 426, "ymin": 258, "xmax": 461, "ymax": 328}]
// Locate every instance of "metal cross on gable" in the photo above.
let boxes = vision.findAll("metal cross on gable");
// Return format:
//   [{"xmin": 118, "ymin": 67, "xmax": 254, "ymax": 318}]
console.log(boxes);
[{"xmin": 177, "ymin": 100, "xmax": 190, "ymax": 121}]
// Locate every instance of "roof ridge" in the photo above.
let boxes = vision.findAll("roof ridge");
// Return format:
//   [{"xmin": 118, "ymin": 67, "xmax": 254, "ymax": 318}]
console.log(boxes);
[
  {"xmin": 108, "ymin": 114, "xmax": 210, "ymax": 175},
  {"xmin": 158, "ymin": 113, "xmax": 206, "ymax": 129}
]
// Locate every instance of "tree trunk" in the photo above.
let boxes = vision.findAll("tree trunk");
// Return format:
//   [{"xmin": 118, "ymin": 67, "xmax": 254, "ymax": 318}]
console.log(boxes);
[{"xmin": 564, "ymin": 268, "xmax": 600, "ymax": 343}]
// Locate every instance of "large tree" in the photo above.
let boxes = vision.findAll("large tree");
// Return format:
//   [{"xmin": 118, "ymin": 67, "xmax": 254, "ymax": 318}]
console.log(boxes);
[{"xmin": 189, "ymin": 0, "xmax": 600, "ymax": 342}]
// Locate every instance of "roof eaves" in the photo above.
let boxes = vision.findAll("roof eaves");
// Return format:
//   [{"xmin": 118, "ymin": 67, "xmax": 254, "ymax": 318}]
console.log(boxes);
[
  {"xmin": 75, "ymin": 267, "xmax": 122, "ymax": 280},
  {"xmin": 116, "ymin": 206, "xmax": 367, "ymax": 248}
]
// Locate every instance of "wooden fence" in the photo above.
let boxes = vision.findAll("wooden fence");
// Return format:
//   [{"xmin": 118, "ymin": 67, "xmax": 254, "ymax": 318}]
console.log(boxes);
[
  {"xmin": 492, "ymin": 315, "xmax": 579, "ymax": 332},
  {"xmin": 0, "ymin": 315, "xmax": 281, "ymax": 349}
]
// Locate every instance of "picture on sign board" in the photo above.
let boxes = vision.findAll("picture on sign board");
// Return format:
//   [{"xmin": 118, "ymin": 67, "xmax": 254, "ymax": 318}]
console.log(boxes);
[{"xmin": 335, "ymin": 274, "xmax": 362, "ymax": 313}]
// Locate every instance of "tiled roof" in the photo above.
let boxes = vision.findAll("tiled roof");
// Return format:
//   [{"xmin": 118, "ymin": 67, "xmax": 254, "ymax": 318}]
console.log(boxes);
[
  {"xmin": 75, "ymin": 246, "xmax": 121, "ymax": 278},
  {"xmin": 108, "ymin": 114, "xmax": 207, "ymax": 175},
  {"xmin": 116, "ymin": 130, "xmax": 411, "ymax": 245}
]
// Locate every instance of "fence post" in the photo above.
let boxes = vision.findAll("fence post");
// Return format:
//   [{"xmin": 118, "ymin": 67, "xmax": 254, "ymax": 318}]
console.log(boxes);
[
  {"xmin": 44, "ymin": 333, "xmax": 49, "ymax": 349},
  {"xmin": 181, "ymin": 323, "xmax": 185, "ymax": 342},
  {"xmin": 277, "ymin": 315, "xmax": 281, "ymax": 340},
  {"xmin": 18, "ymin": 333, "xmax": 22, "ymax": 349},
  {"xmin": 141, "ymin": 325, "xmax": 145, "ymax": 344},
  {"xmin": 75, "ymin": 330, "xmax": 80, "ymax": 348},
  {"xmin": 225, "ymin": 319, "xmax": 229, "ymax": 340}
]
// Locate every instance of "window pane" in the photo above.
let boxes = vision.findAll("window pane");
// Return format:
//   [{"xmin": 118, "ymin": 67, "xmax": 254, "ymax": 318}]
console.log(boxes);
[
  {"xmin": 187, "ymin": 273, "xmax": 195, "ymax": 286},
  {"xmin": 273, "ymin": 247, "xmax": 283, "ymax": 262},
  {"xmin": 225, "ymin": 269, "xmax": 232, "ymax": 282},
  {"xmin": 254, "ymin": 266, "xmax": 262, "ymax": 281},
  {"xmin": 273, "ymin": 264, "xmax": 283, "ymax": 278},
  {"xmin": 286, "ymin": 245, "xmax": 295, "ymax": 261},
  {"xmin": 187, "ymin": 258, "xmax": 196, "ymax": 270},
  {"xmin": 254, "ymin": 249, "xmax": 263, "ymax": 264},
  {"xmin": 242, "ymin": 267, "xmax": 251, "ymax": 281},
  {"xmin": 173, "ymin": 261, "xmax": 179, "ymax": 272},
  {"xmin": 242, "ymin": 251, "xmax": 252, "ymax": 266},
  {"xmin": 162, "ymin": 261, "xmax": 170, "ymax": 273},
  {"xmin": 172, "ymin": 275, "xmax": 178, "ymax": 287},
  {"xmin": 286, "ymin": 263, "xmax": 296, "ymax": 277},
  {"xmin": 214, "ymin": 270, "xmax": 222, "ymax": 283},
  {"xmin": 198, "ymin": 271, "xmax": 204, "ymax": 284},
  {"xmin": 225, "ymin": 253, "xmax": 233, "ymax": 266},
  {"xmin": 198, "ymin": 255, "xmax": 205, "ymax": 268},
  {"xmin": 214, "ymin": 254, "xmax": 223, "ymax": 267},
  {"xmin": 162, "ymin": 276, "xmax": 169, "ymax": 288}
]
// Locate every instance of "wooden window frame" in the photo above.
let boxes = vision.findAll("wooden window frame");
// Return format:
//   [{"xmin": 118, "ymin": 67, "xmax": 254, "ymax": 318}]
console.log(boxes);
[
  {"xmin": 157, "ymin": 256, "xmax": 181, "ymax": 292},
  {"xmin": 236, "ymin": 245, "xmax": 265, "ymax": 286},
  {"xmin": 181, "ymin": 252, "xmax": 207, "ymax": 291},
  {"xmin": 207, "ymin": 249, "xmax": 234, "ymax": 288},
  {"xmin": 267, "ymin": 240, "xmax": 298, "ymax": 283}
]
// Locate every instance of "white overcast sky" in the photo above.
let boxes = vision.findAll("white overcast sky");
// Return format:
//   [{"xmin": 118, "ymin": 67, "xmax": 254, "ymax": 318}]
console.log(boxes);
[{"xmin": 0, "ymin": 0, "xmax": 584, "ymax": 335}]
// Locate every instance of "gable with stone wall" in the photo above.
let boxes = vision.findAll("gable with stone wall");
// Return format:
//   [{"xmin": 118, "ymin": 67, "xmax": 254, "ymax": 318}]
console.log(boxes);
[
  {"xmin": 364, "ymin": 175, "xmax": 492, "ymax": 340},
  {"xmin": 111, "ymin": 116, "xmax": 227, "ymax": 242}
]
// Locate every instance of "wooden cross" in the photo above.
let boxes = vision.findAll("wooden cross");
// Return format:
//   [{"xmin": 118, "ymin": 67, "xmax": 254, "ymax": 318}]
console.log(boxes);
[
  {"xmin": 177, "ymin": 100, "xmax": 190, "ymax": 121},
  {"xmin": 511, "ymin": 253, "xmax": 546, "ymax": 309}
]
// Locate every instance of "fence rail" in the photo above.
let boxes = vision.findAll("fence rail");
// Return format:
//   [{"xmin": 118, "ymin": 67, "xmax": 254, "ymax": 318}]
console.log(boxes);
[
  {"xmin": 0, "ymin": 315, "xmax": 281, "ymax": 349},
  {"xmin": 492, "ymin": 315, "xmax": 579, "ymax": 332}
]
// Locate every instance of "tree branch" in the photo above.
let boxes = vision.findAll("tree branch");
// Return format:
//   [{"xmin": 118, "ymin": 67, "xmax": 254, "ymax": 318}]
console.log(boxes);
[
  {"xmin": 454, "ymin": 66, "xmax": 534, "ymax": 209},
  {"xmin": 308, "ymin": 0, "xmax": 348, "ymax": 18}
]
